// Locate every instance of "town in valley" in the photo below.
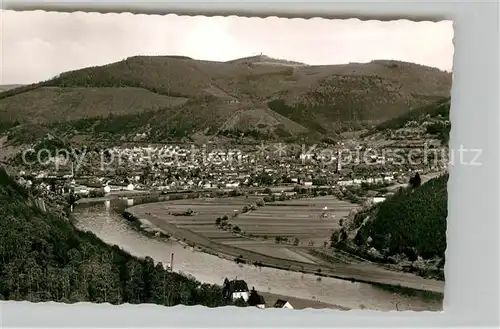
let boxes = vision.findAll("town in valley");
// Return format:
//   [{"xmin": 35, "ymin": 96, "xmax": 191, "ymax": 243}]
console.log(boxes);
[{"xmin": 0, "ymin": 13, "xmax": 451, "ymax": 311}]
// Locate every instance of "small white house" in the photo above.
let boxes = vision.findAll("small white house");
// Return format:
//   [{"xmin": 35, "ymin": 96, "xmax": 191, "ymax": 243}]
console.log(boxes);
[
  {"xmin": 73, "ymin": 185, "xmax": 89, "ymax": 196},
  {"xmin": 126, "ymin": 183, "xmax": 135, "ymax": 191},
  {"xmin": 372, "ymin": 197, "xmax": 386, "ymax": 204},
  {"xmin": 338, "ymin": 180, "xmax": 354, "ymax": 186},
  {"xmin": 103, "ymin": 185, "xmax": 111, "ymax": 194},
  {"xmin": 274, "ymin": 299, "xmax": 294, "ymax": 309},
  {"xmin": 383, "ymin": 176, "xmax": 394, "ymax": 182},
  {"xmin": 303, "ymin": 181, "xmax": 313, "ymax": 187}
]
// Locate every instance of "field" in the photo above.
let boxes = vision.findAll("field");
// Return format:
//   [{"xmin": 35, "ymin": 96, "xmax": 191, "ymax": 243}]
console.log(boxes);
[
  {"xmin": 128, "ymin": 194, "xmax": 445, "ymax": 292},
  {"xmin": 132, "ymin": 195, "xmax": 359, "ymax": 264}
]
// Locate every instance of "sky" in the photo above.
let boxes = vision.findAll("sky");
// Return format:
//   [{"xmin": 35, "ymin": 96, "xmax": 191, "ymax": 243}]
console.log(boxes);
[{"xmin": 0, "ymin": 10, "xmax": 454, "ymax": 85}]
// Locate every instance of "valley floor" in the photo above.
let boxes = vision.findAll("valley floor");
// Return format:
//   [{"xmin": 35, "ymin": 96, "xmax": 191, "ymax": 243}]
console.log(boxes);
[{"xmin": 126, "ymin": 201, "xmax": 444, "ymax": 294}]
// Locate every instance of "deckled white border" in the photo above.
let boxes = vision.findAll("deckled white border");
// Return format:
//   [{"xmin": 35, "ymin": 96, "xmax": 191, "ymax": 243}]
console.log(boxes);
[{"xmin": 0, "ymin": 0, "xmax": 499, "ymax": 328}]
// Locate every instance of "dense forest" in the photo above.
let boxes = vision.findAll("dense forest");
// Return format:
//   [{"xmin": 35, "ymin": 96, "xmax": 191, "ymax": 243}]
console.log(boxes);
[
  {"xmin": 352, "ymin": 174, "xmax": 448, "ymax": 260},
  {"xmin": 0, "ymin": 168, "xmax": 229, "ymax": 307}
]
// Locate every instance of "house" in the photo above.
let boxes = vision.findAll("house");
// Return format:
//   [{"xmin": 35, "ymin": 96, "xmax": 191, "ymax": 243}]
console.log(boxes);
[
  {"xmin": 274, "ymin": 299, "xmax": 294, "ymax": 309},
  {"xmin": 126, "ymin": 183, "xmax": 135, "ymax": 191},
  {"xmin": 73, "ymin": 185, "xmax": 89, "ymax": 196},
  {"xmin": 256, "ymin": 300, "xmax": 266, "ymax": 309},
  {"xmin": 338, "ymin": 180, "xmax": 354, "ymax": 186},
  {"xmin": 222, "ymin": 278, "xmax": 249, "ymax": 302},
  {"xmin": 371, "ymin": 197, "xmax": 386, "ymax": 204},
  {"xmin": 103, "ymin": 185, "xmax": 111, "ymax": 194}
]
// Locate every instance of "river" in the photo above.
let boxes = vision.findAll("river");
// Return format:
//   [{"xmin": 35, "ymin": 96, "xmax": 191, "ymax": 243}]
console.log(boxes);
[{"xmin": 73, "ymin": 196, "xmax": 443, "ymax": 311}]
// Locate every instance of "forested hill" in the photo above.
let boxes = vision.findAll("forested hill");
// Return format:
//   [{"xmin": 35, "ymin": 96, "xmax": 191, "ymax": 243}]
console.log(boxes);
[
  {"xmin": 0, "ymin": 168, "xmax": 227, "ymax": 306},
  {"xmin": 333, "ymin": 174, "xmax": 448, "ymax": 279},
  {"xmin": 0, "ymin": 56, "xmax": 451, "ymax": 144},
  {"xmin": 355, "ymin": 174, "xmax": 448, "ymax": 259}
]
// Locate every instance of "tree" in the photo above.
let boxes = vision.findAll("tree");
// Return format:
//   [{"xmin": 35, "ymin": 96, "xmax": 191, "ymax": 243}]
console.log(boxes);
[
  {"xmin": 293, "ymin": 237, "xmax": 300, "ymax": 246},
  {"xmin": 247, "ymin": 287, "xmax": 264, "ymax": 307},
  {"xmin": 50, "ymin": 179, "xmax": 56, "ymax": 193},
  {"xmin": 215, "ymin": 217, "xmax": 222, "ymax": 226},
  {"xmin": 68, "ymin": 192, "xmax": 76, "ymax": 206},
  {"xmin": 115, "ymin": 167, "xmax": 127, "ymax": 180},
  {"xmin": 330, "ymin": 231, "xmax": 340, "ymax": 245},
  {"xmin": 409, "ymin": 172, "xmax": 421, "ymax": 189},
  {"xmin": 340, "ymin": 229, "xmax": 348, "ymax": 241}
]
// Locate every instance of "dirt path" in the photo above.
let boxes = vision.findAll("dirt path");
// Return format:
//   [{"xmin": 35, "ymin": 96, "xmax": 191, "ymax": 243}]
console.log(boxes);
[{"xmin": 127, "ymin": 205, "xmax": 445, "ymax": 294}]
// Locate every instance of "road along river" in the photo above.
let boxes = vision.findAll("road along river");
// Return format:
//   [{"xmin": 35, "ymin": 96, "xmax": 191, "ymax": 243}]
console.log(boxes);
[{"xmin": 73, "ymin": 197, "xmax": 443, "ymax": 311}]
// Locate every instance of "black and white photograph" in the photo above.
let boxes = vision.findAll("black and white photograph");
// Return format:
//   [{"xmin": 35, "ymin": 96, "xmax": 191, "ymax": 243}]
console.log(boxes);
[{"xmin": 0, "ymin": 11, "xmax": 453, "ymax": 312}]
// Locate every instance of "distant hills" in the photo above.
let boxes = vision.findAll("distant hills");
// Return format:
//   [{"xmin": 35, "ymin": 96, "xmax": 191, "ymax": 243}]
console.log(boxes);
[
  {"xmin": 0, "ymin": 55, "xmax": 451, "ymax": 145},
  {"xmin": 0, "ymin": 85, "xmax": 23, "ymax": 92}
]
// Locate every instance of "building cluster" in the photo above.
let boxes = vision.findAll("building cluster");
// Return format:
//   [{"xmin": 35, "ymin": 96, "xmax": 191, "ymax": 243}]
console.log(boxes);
[
  {"xmin": 222, "ymin": 278, "xmax": 294, "ymax": 309},
  {"xmin": 14, "ymin": 131, "xmax": 446, "ymax": 197}
]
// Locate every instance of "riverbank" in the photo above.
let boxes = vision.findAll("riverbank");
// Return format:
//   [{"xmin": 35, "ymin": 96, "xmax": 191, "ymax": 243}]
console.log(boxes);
[
  {"xmin": 124, "ymin": 205, "xmax": 444, "ymax": 295},
  {"xmin": 73, "ymin": 201, "xmax": 443, "ymax": 311}
]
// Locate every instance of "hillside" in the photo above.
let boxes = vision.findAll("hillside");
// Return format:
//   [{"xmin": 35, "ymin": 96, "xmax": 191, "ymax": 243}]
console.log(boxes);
[
  {"xmin": 368, "ymin": 96, "xmax": 451, "ymax": 141},
  {"xmin": 0, "ymin": 168, "xmax": 228, "ymax": 306},
  {"xmin": 356, "ymin": 96, "xmax": 451, "ymax": 149},
  {"xmin": 332, "ymin": 174, "xmax": 448, "ymax": 279},
  {"xmin": 0, "ymin": 55, "xmax": 451, "ymax": 144},
  {"xmin": 0, "ymin": 85, "xmax": 23, "ymax": 92}
]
